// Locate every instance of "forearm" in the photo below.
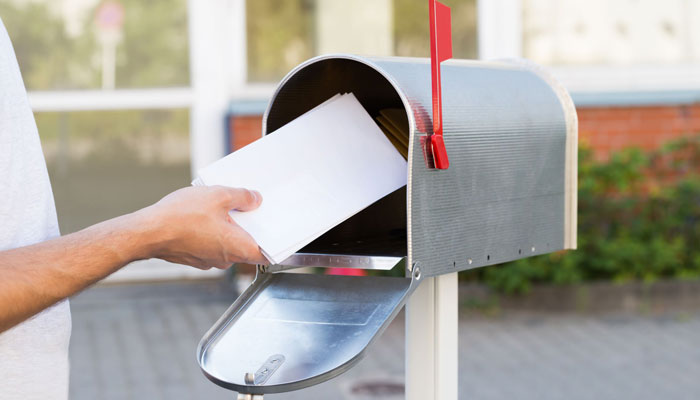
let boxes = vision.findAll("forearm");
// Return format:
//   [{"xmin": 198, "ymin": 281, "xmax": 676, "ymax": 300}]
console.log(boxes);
[
  {"xmin": 0, "ymin": 185, "xmax": 265, "ymax": 333},
  {"xmin": 0, "ymin": 209, "xmax": 158, "ymax": 333}
]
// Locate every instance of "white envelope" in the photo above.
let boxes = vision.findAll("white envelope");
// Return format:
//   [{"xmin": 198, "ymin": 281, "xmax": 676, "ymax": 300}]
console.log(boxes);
[{"xmin": 194, "ymin": 93, "xmax": 407, "ymax": 264}]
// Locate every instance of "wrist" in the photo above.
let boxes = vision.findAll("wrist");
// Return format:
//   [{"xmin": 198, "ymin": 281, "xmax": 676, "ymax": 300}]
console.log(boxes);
[{"xmin": 122, "ymin": 205, "xmax": 168, "ymax": 261}]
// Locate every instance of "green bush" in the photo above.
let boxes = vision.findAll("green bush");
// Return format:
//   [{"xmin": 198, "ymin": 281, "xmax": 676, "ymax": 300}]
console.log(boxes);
[{"xmin": 463, "ymin": 135, "xmax": 700, "ymax": 294}]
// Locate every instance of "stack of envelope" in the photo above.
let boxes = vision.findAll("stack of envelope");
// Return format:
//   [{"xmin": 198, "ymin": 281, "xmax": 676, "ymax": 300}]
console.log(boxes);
[{"xmin": 375, "ymin": 108, "xmax": 409, "ymax": 159}]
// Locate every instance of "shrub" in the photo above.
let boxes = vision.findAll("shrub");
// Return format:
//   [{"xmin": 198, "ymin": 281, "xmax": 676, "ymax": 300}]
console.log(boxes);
[{"xmin": 463, "ymin": 135, "xmax": 700, "ymax": 293}]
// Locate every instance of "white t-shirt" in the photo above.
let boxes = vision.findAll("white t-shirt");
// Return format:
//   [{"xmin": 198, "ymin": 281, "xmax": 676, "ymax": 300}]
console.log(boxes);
[{"xmin": 0, "ymin": 18, "xmax": 71, "ymax": 400}]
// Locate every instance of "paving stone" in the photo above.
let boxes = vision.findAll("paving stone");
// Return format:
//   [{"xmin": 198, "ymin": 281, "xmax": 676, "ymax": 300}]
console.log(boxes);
[{"xmin": 68, "ymin": 281, "xmax": 700, "ymax": 400}]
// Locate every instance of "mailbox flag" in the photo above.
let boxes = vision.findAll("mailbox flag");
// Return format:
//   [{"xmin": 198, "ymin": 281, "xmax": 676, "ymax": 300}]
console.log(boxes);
[
  {"xmin": 431, "ymin": 0, "xmax": 452, "ymax": 63},
  {"xmin": 429, "ymin": 0, "xmax": 452, "ymax": 169}
]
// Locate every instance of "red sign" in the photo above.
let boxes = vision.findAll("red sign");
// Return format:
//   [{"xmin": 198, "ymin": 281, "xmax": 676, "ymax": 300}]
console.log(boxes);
[{"xmin": 96, "ymin": 1, "xmax": 125, "ymax": 31}]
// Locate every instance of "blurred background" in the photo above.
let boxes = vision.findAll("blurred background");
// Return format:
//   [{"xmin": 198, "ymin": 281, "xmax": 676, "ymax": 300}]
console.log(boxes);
[{"xmin": 1, "ymin": 0, "xmax": 699, "ymax": 399}]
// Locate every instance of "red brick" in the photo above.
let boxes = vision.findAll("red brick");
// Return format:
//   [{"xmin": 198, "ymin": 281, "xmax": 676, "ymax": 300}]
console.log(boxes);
[
  {"xmin": 229, "ymin": 115, "xmax": 263, "ymax": 152},
  {"xmin": 689, "ymin": 118, "xmax": 700, "ymax": 132},
  {"xmin": 577, "ymin": 104, "xmax": 700, "ymax": 159}
]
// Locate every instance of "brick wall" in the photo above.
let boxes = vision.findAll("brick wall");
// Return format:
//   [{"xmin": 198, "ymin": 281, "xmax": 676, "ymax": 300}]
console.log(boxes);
[
  {"xmin": 578, "ymin": 104, "xmax": 700, "ymax": 160},
  {"xmin": 228, "ymin": 115, "xmax": 263, "ymax": 152},
  {"xmin": 228, "ymin": 103, "xmax": 700, "ymax": 159}
]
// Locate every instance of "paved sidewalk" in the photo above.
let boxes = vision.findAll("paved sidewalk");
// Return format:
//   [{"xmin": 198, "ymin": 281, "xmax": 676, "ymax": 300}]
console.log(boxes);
[{"xmin": 69, "ymin": 281, "xmax": 700, "ymax": 400}]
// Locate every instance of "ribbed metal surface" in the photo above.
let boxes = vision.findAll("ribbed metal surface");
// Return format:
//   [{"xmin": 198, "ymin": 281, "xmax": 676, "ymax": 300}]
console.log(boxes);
[
  {"xmin": 262, "ymin": 55, "xmax": 576, "ymax": 278},
  {"xmin": 371, "ymin": 58, "xmax": 569, "ymax": 276}
]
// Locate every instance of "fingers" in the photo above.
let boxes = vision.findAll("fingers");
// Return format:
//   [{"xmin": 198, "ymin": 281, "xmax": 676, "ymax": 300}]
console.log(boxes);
[
  {"xmin": 214, "ymin": 187, "xmax": 262, "ymax": 212},
  {"xmin": 234, "ymin": 237, "xmax": 268, "ymax": 264},
  {"xmin": 244, "ymin": 246, "xmax": 268, "ymax": 265}
]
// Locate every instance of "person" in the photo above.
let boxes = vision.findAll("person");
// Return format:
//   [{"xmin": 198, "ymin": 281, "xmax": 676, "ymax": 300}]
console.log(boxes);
[{"xmin": 0, "ymin": 18, "xmax": 265, "ymax": 399}]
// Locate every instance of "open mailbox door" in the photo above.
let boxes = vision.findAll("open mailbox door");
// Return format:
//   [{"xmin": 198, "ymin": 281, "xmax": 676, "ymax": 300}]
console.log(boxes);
[
  {"xmin": 198, "ymin": 265, "xmax": 421, "ymax": 395},
  {"xmin": 197, "ymin": 54, "xmax": 578, "ymax": 398}
]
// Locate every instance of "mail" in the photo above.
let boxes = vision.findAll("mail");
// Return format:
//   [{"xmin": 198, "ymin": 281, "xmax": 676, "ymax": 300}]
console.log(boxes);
[{"xmin": 193, "ymin": 93, "xmax": 407, "ymax": 264}]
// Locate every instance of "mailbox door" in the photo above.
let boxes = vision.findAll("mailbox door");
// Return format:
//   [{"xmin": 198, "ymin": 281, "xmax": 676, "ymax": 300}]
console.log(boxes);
[{"xmin": 197, "ymin": 271, "xmax": 420, "ymax": 395}]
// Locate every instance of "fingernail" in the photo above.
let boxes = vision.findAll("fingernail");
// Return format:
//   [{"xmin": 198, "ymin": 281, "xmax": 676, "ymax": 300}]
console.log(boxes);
[{"xmin": 253, "ymin": 190, "xmax": 262, "ymax": 203}]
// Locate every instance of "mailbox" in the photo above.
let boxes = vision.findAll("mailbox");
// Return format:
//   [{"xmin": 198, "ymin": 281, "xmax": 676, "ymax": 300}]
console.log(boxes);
[{"xmin": 197, "ymin": 54, "xmax": 578, "ymax": 398}]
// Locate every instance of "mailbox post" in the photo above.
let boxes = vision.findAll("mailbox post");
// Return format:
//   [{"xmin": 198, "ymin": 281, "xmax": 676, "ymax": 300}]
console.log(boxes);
[
  {"xmin": 197, "ymin": 54, "xmax": 578, "ymax": 399},
  {"xmin": 406, "ymin": 273, "xmax": 459, "ymax": 399}
]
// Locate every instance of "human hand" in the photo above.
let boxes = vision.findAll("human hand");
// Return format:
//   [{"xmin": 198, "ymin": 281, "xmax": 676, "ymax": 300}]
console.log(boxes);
[{"xmin": 138, "ymin": 186, "xmax": 266, "ymax": 269}]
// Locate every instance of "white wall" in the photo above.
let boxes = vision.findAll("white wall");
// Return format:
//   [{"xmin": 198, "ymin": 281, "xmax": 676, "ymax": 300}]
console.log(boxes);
[{"xmin": 316, "ymin": 0, "xmax": 393, "ymax": 56}]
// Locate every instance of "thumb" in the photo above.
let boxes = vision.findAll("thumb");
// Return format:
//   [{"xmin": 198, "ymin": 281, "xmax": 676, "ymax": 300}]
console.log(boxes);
[{"xmin": 220, "ymin": 187, "xmax": 262, "ymax": 212}]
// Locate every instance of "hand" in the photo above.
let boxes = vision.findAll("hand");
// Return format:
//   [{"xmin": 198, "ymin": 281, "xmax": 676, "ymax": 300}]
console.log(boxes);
[{"xmin": 138, "ymin": 186, "xmax": 266, "ymax": 269}]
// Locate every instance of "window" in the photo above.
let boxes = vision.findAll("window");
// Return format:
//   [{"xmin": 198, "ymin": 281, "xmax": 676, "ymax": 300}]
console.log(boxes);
[
  {"xmin": 245, "ymin": 0, "xmax": 478, "ymax": 83},
  {"xmin": 37, "ymin": 109, "xmax": 191, "ymax": 233},
  {"xmin": 246, "ymin": 0, "xmax": 315, "ymax": 82},
  {"xmin": 0, "ymin": 0, "xmax": 189, "ymax": 90},
  {"xmin": 522, "ymin": 0, "xmax": 700, "ymax": 66},
  {"xmin": 1, "ymin": 0, "xmax": 192, "ymax": 235},
  {"xmin": 394, "ymin": 0, "xmax": 477, "ymax": 59}
]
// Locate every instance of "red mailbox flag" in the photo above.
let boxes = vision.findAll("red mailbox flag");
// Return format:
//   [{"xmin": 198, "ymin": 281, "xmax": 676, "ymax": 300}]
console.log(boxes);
[{"xmin": 429, "ymin": 0, "xmax": 452, "ymax": 169}]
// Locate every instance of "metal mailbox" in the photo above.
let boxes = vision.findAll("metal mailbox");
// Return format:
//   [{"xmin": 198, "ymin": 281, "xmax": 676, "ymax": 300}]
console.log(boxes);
[{"xmin": 198, "ymin": 54, "xmax": 578, "ymax": 398}]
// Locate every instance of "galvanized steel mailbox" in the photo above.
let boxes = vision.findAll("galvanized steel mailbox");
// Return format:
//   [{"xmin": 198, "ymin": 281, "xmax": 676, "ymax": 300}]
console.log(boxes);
[{"xmin": 198, "ymin": 54, "xmax": 578, "ymax": 398}]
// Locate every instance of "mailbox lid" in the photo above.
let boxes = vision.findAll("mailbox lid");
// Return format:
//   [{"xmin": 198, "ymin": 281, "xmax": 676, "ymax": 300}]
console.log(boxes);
[{"xmin": 197, "ymin": 271, "xmax": 420, "ymax": 395}]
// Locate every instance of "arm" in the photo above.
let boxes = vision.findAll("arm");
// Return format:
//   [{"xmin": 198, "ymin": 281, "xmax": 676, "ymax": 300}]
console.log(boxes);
[{"xmin": 0, "ymin": 185, "xmax": 266, "ymax": 333}]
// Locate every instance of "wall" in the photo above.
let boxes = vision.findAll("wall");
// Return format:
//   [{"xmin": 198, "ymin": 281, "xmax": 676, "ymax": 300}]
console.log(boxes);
[
  {"xmin": 228, "ymin": 103, "xmax": 700, "ymax": 160},
  {"xmin": 578, "ymin": 103, "xmax": 700, "ymax": 160},
  {"xmin": 229, "ymin": 114, "xmax": 262, "ymax": 151}
]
